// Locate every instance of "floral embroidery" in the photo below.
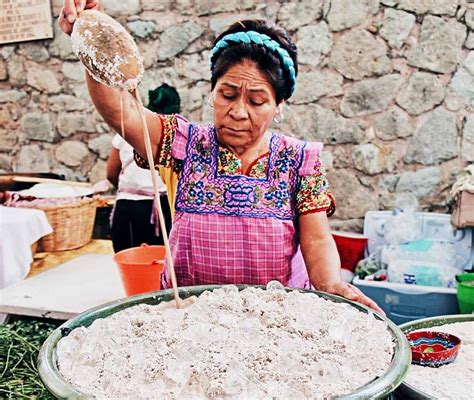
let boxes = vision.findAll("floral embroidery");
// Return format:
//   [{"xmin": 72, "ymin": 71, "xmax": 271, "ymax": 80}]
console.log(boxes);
[
  {"xmin": 275, "ymin": 147, "xmax": 298, "ymax": 172},
  {"xmin": 133, "ymin": 116, "xmax": 336, "ymax": 217},
  {"xmin": 224, "ymin": 184, "xmax": 256, "ymax": 207},
  {"xmin": 157, "ymin": 114, "xmax": 177, "ymax": 167},
  {"xmin": 183, "ymin": 180, "xmax": 222, "ymax": 206},
  {"xmin": 133, "ymin": 114, "xmax": 180, "ymax": 172},
  {"xmin": 218, "ymin": 147, "xmax": 241, "ymax": 175},
  {"xmin": 248, "ymin": 155, "xmax": 268, "ymax": 178},
  {"xmin": 190, "ymin": 140, "xmax": 213, "ymax": 176},
  {"xmin": 263, "ymin": 181, "xmax": 290, "ymax": 209},
  {"xmin": 296, "ymin": 159, "xmax": 336, "ymax": 216},
  {"xmin": 218, "ymin": 147, "xmax": 269, "ymax": 178},
  {"xmin": 133, "ymin": 150, "xmax": 150, "ymax": 169},
  {"xmin": 176, "ymin": 128, "xmax": 298, "ymax": 220},
  {"xmin": 272, "ymin": 146, "xmax": 298, "ymax": 181}
]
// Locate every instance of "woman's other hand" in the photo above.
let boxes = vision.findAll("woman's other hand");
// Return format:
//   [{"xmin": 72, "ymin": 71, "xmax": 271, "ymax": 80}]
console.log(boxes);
[
  {"xmin": 321, "ymin": 281, "xmax": 385, "ymax": 315},
  {"xmin": 59, "ymin": 0, "xmax": 103, "ymax": 35}
]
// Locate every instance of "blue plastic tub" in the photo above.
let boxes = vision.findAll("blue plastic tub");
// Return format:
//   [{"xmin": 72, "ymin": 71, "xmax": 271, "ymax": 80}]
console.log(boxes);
[{"xmin": 353, "ymin": 277, "xmax": 459, "ymax": 325}]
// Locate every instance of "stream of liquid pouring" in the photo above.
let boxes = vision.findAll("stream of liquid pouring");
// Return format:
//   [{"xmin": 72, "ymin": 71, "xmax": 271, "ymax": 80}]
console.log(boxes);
[{"xmin": 119, "ymin": 90, "xmax": 182, "ymax": 308}]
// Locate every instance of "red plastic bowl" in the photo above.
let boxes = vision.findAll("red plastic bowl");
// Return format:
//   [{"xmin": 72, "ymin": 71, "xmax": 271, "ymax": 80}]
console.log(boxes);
[{"xmin": 406, "ymin": 331, "xmax": 461, "ymax": 367}]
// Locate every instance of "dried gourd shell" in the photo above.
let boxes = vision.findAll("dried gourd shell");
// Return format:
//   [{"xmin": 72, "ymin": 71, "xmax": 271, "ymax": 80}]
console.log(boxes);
[{"xmin": 71, "ymin": 10, "xmax": 144, "ymax": 91}]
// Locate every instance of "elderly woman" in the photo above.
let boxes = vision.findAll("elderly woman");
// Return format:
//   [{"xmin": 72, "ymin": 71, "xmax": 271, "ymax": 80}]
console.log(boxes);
[{"xmin": 60, "ymin": 0, "xmax": 381, "ymax": 312}]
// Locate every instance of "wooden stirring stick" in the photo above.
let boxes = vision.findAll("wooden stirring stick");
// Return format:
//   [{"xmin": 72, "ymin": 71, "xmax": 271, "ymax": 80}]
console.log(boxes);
[{"xmin": 132, "ymin": 89, "xmax": 182, "ymax": 309}]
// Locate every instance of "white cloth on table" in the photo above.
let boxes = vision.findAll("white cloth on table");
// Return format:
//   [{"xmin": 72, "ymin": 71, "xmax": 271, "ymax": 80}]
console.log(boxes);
[{"xmin": 0, "ymin": 206, "xmax": 52, "ymax": 289}]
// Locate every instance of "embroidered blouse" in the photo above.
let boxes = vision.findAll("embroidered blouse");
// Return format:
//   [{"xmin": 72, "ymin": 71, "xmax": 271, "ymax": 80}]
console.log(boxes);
[{"xmin": 134, "ymin": 114, "xmax": 335, "ymax": 217}]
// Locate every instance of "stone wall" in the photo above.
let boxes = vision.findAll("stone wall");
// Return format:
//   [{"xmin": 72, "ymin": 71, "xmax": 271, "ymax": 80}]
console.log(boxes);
[{"xmin": 0, "ymin": 0, "xmax": 473, "ymax": 230}]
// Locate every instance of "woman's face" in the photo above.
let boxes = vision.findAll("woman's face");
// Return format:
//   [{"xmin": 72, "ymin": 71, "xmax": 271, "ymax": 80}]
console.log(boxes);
[{"xmin": 212, "ymin": 60, "xmax": 280, "ymax": 151}]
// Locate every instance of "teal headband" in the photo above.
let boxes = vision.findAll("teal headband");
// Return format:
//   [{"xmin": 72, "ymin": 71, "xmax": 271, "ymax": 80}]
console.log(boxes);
[{"xmin": 210, "ymin": 30, "xmax": 297, "ymax": 97}]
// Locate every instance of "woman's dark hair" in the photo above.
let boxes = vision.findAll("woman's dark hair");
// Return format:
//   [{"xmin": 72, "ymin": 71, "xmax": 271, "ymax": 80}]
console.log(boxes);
[{"xmin": 210, "ymin": 20, "xmax": 298, "ymax": 104}]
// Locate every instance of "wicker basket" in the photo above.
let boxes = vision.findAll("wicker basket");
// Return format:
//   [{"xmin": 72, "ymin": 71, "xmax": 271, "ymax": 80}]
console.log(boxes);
[{"xmin": 37, "ymin": 197, "xmax": 98, "ymax": 252}]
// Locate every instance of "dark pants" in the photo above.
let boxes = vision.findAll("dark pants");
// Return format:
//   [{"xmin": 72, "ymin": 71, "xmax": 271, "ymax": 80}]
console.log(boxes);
[{"xmin": 111, "ymin": 196, "xmax": 172, "ymax": 253}]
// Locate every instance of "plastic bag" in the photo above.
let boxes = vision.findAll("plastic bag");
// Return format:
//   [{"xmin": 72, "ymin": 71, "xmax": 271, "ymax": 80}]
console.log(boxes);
[{"xmin": 384, "ymin": 194, "xmax": 422, "ymax": 245}]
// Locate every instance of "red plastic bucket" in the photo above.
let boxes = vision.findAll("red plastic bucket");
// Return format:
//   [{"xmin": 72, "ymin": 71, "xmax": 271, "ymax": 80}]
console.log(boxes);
[
  {"xmin": 332, "ymin": 231, "xmax": 368, "ymax": 272},
  {"xmin": 113, "ymin": 244, "xmax": 165, "ymax": 296}
]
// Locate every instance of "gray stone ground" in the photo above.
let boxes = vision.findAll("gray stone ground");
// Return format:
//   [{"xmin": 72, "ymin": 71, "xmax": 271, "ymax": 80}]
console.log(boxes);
[{"xmin": 0, "ymin": 0, "xmax": 473, "ymax": 230}]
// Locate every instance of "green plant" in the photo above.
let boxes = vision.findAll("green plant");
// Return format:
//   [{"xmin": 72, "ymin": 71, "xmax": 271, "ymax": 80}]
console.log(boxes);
[{"xmin": 0, "ymin": 318, "xmax": 60, "ymax": 399}]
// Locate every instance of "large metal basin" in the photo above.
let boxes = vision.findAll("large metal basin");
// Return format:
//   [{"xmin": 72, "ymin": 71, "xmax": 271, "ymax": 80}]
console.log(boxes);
[{"xmin": 38, "ymin": 285, "xmax": 411, "ymax": 399}]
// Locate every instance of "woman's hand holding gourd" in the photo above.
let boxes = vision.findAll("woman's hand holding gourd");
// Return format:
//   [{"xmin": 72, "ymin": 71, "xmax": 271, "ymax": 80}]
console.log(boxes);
[{"xmin": 59, "ymin": 0, "xmax": 103, "ymax": 35}]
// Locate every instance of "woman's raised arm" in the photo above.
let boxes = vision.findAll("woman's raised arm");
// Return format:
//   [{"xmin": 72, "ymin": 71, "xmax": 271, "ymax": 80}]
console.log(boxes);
[{"xmin": 84, "ymin": 74, "xmax": 162, "ymax": 158}]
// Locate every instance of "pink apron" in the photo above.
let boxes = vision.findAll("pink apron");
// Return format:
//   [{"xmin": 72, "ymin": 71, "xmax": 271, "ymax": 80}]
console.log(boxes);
[{"xmin": 162, "ymin": 123, "xmax": 320, "ymax": 289}]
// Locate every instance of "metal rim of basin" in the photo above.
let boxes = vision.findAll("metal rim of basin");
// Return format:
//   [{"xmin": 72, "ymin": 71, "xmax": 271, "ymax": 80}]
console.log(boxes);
[
  {"xmin": 38, "ymin": 285, "xmax": 411, "ymax": 399},
  {"xmin": 397, "ymin": 314, "xmax": 474, "ymax": 400}
]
